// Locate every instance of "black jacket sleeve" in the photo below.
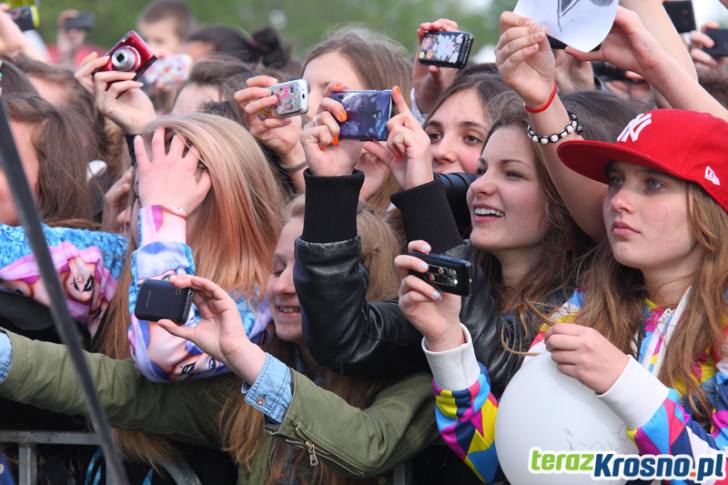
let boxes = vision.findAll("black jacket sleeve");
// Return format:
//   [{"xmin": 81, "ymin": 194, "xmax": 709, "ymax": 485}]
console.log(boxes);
[
  {"xmin": 296, "ymin": 236, "xmax": 427, "ymax": 376},
  {"xmin": 295, "ymin": 169, "xmax": 426, "ymax": 376}
]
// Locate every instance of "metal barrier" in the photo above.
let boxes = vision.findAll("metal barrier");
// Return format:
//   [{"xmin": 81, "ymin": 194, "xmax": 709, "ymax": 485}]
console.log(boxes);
[{"xmin": 0, "ymin": 431, "xmax": 201, "ymax": 485}]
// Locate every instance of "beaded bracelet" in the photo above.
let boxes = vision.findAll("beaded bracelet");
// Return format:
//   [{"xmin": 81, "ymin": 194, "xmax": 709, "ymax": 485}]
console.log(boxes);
[{"xmin": 527, "ymin": 112, "xmax": 583, "ymax": 145}]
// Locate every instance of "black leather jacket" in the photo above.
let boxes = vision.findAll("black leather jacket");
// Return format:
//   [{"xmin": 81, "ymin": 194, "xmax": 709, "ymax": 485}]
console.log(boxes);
[{"xmin": 295, "ymin": 171, "xmax": 549, "ymax": 397}]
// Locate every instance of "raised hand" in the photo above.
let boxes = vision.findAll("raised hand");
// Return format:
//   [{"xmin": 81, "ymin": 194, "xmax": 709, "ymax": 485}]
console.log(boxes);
[
  {"xmin": 413, "ymin": 18, "xmax": 461, "ymax": 114},
  {"xmin": 157, "ymin": 274, "xmax": 266, "ymax": 384},
  {"xmin": 564, "ymin": 7, "xmax": 665, "ymax": 79},
  {"xmin": 134, "ymin": 127, "xmax": 211, "ymax": 213},
  {"xmin": 91, "ymin": 69, "xmax": 156, "ymax": 134},
  {"xmin": 381, "ymin": 85, "xmax": 434, "ymax": 190},
  {"xmin": 553, "ymin": 49, "xmax": 595, "ymax": 93},
  {"xmin": 395, "ymin": 240, "xmax": 463, "ymax": 352},
  {"xmin": 496, "ymin": 12, "xmax": 555, "ymax": 108},
  {"xmin": 234, "ymin": 75, "xmax": 305, "ymax": 166},
  {"xmin": 300, "ymin": 82, "xmax": 362, "ymax": 177},
  {"xmin": 688, "ymin": 22, "xmax": 728, "ymax": 71}
]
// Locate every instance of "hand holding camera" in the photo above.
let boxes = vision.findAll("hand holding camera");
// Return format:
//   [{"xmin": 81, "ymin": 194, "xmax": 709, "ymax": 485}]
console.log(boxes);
[
  {"xmin": 413, "ymin": 18, "xmax": 464, "ymax": 114},
  {"xmin": 234, "ymin": 75, "xmax": 306, "ymax": 165},
  {"xmin": 689, "ymin": 22, "xmax": 728, "ymax": 70},
  {"xmin": 395, "ymin": 240, "xmax": 466, "ymax": 352},
  {"xmin": 155, "ymin": 274, "xmax": 266, "ymax": 385},
  {"xmin": 74, "ymin": 32, "xmax": 157, "ymax": 133},
  {"xmin": 96, "ymin": 31, "xmax": 157, "ymax": 81},
  {"xmin": 300, "ymin": 82, "xmax": 363, "ymax": 177},
  {"xmin": 134, "ymin": 127, "xmax": 211, "ymax": 214}
]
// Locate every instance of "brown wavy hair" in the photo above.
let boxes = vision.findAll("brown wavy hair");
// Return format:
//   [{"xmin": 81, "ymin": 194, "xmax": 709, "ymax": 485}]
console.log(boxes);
[
  {"xmin": 576, "ymin": 184, "xmax": 728, "ymax": 419},
  {"xmin": 5, "ymin": 94, "xmax": 95, "ymax": 223},
  {"xmin": 219, "ymin": 196, "xmax": 400, "ymax": 485}
]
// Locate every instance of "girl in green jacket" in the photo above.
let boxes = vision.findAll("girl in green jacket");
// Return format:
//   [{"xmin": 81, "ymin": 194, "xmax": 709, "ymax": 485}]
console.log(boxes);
[{"xmin": 0, "ymin": 196, "xmax": 437, "ymax": 484}]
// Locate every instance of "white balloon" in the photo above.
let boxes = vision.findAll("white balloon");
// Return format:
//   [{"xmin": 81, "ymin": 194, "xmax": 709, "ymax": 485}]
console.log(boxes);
[{"xmin": 495, "ymin": 353, "xmax": 637, "ymax": 485}]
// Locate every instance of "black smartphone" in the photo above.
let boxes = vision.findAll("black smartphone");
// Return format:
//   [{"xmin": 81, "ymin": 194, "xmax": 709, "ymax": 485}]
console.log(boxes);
[
  {"xmin": 664, "ymin": 0, "xmax": 696, "ymax": 33},
  {"xmin": 703, "ymin": 28, "xmax": 728, "ymax": 58},
  {"xmin": 329, "ymin": 90, "xmax": 393, "ymax": 141},
  {"xmin": 64, "ymin": 11, "xmax": 95, "ymax": 31},
  {"xmin": 418, "ymin": 31, "xmax": 473, "ymax": 69},
  {"xmin": 134, "ymin": 279, "xmax": 193, "ymax": 324},
  {"xmin": 409, "ymin": 251, "xmax": 472, "ymax": 297}
]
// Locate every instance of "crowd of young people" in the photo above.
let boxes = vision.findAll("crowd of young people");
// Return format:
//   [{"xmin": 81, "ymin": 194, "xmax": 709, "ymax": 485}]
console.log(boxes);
[{"xmin": 0, "ymin": 0, "xmax": 725, "ymax": 483}]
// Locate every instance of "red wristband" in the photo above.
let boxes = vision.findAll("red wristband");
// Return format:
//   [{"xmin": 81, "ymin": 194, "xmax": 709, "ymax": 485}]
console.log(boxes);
[{"xmin": 525, "ymin": 82, "xmax": 558, "ymax": 114}]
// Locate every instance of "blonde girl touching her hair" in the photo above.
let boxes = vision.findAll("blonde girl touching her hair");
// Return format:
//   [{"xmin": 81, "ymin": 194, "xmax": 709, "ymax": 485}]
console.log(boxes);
[{"xmin": 103, "ymin": 114, "xmax": 285, "ymax": 382}]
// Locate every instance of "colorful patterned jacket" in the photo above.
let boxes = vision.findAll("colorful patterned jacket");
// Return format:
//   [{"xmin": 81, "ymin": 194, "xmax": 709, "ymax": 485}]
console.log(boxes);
[{"xmin": 428, "ymin": 289, "xmax": 728, "ymax": 484}]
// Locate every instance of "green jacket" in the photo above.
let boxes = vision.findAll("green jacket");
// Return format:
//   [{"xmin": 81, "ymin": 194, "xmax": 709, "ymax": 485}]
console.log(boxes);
[{"xmin": 0, "ymin": 330, "xmax": 437, "ymax": 484}]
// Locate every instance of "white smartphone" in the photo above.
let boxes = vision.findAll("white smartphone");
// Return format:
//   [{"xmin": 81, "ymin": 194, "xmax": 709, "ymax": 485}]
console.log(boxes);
[{"xmin": 259, "ymin": 79, "xmax": 309, "ymax": 119}]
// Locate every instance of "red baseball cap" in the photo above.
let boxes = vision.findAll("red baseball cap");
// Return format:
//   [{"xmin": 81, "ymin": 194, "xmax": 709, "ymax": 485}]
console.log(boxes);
[{"xmin": 557, "ymin": 109, "xmax": 727, "ymax": 213}]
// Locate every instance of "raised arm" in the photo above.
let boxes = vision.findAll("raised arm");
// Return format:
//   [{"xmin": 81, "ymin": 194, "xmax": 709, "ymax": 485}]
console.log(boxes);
[
  {"xmin": 0, "ymin": 329, "xmax": 226, "ymax": 448},
  {"xmin": 567, "ymin": 7, "xmax": 728, "ymax": 122},
  {"xmin": 495, "ymin": 12, "xmax": 606, "ymax": 240}
]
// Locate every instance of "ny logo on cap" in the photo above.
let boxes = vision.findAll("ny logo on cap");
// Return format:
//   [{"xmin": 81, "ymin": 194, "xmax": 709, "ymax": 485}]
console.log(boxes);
[
  {"xmin": 617, "ymin": 113, "xmax": 653, "ymax": 143},
  {"xmin": 705, "ymin": 166, "xmax": 721, "ymax": 186}
]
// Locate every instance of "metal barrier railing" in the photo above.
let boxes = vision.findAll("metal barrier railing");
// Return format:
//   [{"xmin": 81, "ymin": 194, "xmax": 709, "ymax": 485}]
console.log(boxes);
[{"xmin": 0, "ymin": 431, "xmax": 201, "ymax": 485}]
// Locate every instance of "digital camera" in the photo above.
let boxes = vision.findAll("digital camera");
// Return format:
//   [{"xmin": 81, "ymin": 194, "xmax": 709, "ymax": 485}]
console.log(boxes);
[{"xmin": 97, "ymin": 31, "xmax": 157, "ymax": 80}]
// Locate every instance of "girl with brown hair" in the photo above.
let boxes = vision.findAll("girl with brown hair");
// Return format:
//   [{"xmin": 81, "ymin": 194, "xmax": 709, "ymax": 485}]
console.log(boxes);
[{"xmin": 1, "ymin": 94, "xmax": 96, "ymax": 225}]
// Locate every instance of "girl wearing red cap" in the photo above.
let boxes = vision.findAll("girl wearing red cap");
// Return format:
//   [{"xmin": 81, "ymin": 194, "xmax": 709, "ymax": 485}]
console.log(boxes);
[{"xmin": 394, "ymin": 6, "xmax": 728, "ymax": 483}]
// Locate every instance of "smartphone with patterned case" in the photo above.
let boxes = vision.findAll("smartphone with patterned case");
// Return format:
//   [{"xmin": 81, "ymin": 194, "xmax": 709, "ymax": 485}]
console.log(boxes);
[
  {"xmin": 259, "ymin": 79, "xmax": 309, "ymax": 119},
  {"xmin": 418, "ymin": 31, "xmax": 473, "ymax": 69},
  {"xmin": 329, "ymin": 90, "xmax": 393, "ymax": 141}
]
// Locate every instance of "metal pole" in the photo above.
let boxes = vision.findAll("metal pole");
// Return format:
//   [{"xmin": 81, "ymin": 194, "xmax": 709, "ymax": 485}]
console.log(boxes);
[{"xmin": 0, "ymin": 100, "xmax": 128, "ymax": 485}]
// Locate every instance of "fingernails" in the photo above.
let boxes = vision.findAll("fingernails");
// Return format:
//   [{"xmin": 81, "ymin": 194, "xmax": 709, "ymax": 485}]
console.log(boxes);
[
  {"xmin": 432, "ymin": 290, "xmax": 442, "ymax": 300},
  {"xmin": 337, "ymin": 110, "xmax": 347, "ymax": 122},
  {"xmin": 393, "ymin": 152, "xmax": 402, "ymax": 161},
  {"xmin": 392, "ymin": 85, "xmax": 401, "ymax": 96},
  {"xmin": 419, "ymin": 261, "xmax": 428, "ymax": 271},
  {"xmin": 422, "ymin": 243, "xmax": 431, "ymax": 252},
  {"xmin": 332, "ymin": 136, "xmax": 339, "ymax": 146},
  {"xmin": 319, "ymin": 144, "xmax": 327, "ymax": 151}
]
